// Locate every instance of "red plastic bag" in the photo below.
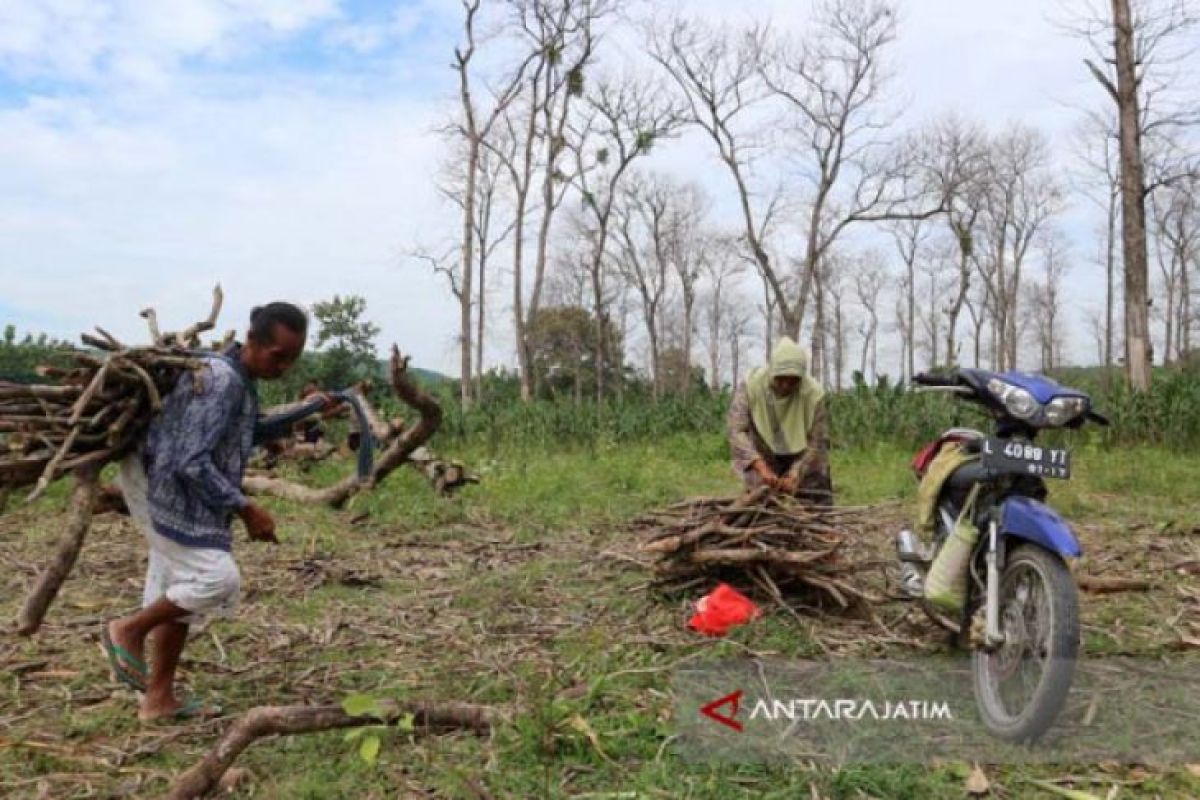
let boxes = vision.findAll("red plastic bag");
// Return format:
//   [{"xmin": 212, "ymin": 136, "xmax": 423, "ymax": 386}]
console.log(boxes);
[{"xmin": 688, "ymin": 583, "xmax": 761, "ymax": 637}]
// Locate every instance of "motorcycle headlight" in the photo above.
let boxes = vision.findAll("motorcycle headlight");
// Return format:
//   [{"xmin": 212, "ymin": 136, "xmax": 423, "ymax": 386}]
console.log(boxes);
[
  {"xmin": 987, "ymin": 378, "xmax": 1039, "ymax": 420},
  {"xmin": 1045, "ymin": 396, "xmax": 1088, "ymax": 427}
]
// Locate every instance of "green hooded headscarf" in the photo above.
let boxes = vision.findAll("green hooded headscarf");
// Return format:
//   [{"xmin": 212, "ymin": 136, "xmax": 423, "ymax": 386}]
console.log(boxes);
[{"xmin": 746, "ymin": 337, "xmax": 825, "ymax": 455}]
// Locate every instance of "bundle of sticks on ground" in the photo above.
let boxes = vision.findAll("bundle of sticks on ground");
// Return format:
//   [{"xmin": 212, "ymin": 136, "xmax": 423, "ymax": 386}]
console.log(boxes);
[
  {"xmin": 635, "ymin": 488, "xmax": 882, "ymax": 608},
  {"xmin": 0, "ymin": 288, "xmax": 228, "ymax": 501}
]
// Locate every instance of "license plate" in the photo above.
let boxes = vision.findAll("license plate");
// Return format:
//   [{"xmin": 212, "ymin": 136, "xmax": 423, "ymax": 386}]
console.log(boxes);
[{"xmin": 980, "ymin": 437, "xmax": 1071, "ymax": 479}]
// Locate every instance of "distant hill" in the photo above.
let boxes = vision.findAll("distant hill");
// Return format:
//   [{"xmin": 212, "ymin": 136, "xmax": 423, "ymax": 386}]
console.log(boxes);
[
  {"xmin": 372, "ymin": 359, "xmax": 450, "ymax": 386},
  {"xmin": 410, "ymin": 366, "xmax": 452, "ymax": 385}
]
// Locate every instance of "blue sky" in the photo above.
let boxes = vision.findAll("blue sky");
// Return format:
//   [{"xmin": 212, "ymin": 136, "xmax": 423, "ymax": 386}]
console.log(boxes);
[{"xmin": 0, "ymin": 0, "xmax": 1193, "ymax": 375}]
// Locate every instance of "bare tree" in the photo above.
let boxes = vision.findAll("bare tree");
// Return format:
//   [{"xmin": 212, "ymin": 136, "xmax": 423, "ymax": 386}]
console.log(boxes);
[
  {"xmin": 853, "ymin": 250, "xmax": 887, "ymax": 381},
  {"xmin": 1071, "ymin": 110, "xmax": 1124, "ymax": 382},
  {"xmin": 1086, "ymin": 306, "xmax": 1107, "ymax": 365},
  {"xmin": 726, "ymin": 295, "xmax": 757, "ymax": 389},
  {"xmin": 613, "ymin": 174, "xmax": 673, "ymax": 399},
  {"xmin": 888, "ymin": 216, "xmax": 929, "ymax": 377},
  {"xmin": 1024, "ymin": 231, "xmax": 1072, "ymax": 371},
  {"xmin": 1069, "ymin": 0, "xmax": 1200, "ymax": 388},
  {"xmin": 759, "ymin": 0, "xmax": 943, "ymax": 373},
  {"xmin": 451, "ymin": 0, "xmax": 532, "ymax": 408},
  {"xmin": 916, "ymin": 116, "xmax": 989, "ymax": 367},
  {"xmin": 647, "ymin": 17, "xmax": 785, "ymax": 333},
  {"xmin": 700, "ymin": 236, "xmax": 747, "ymax": 391},
  {"xmin": 665, "ymin": 184, "xmax": 709, "ymax": 393},
  {"xmin": 431, "ymin": 135, "xmax": 518, "ymax": 403},
  {"xmin": 892, "ymin": 284, "xmax": 909, "ymax": 381},
  {"xmin": 918, "ymin": 247, "xmax": 957, "ymax": 370},
  {"xmin": 493, "ymin": 0, "xmax": 614, "ymax": 401},
  {"xmin": 974, "ymin": 125, "xmax": 1062, "ymax": 370},
  {"xmin": 822, "ymin": 254, "xmax": 851, "ymax": 390},
  {"xmin": 570, "ymin": 76, "xmax": 683, "ymax": 400},
  {"xmin": 1151, "ymin": 175, "xmax": 1199, "ymax": 362}
]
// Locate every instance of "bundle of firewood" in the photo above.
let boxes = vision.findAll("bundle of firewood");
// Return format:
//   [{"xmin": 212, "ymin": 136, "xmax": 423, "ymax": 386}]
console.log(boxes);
[
  {"xmin": 0, "ymin": 288, "xmax": 228, "ymax": 501},
  {"xmin": 635, "ymin": 488, "xmax": 880, "ymax": 607}
]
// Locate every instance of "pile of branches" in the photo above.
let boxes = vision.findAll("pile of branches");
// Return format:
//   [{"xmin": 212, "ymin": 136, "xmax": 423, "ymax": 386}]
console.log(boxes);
[
  {"xmin": 635, "ymin": 488, "xmax": 881, "ymax": 608},
  {"xmin": 1, "ymin": 288, "xmax": 227, "ymax": 501}
]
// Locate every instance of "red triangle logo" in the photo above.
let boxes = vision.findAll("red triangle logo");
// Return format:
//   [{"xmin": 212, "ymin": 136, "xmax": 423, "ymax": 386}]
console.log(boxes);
[{"xmin": 700, "ymin": 689, "xmax": 744, "ymax": 732}]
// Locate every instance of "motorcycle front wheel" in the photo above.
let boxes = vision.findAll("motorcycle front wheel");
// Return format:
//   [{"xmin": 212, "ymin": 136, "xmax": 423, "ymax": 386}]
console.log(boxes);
[{"xmin": 971, "ymin": 543, "xmax": 1079, "ymax": 743}]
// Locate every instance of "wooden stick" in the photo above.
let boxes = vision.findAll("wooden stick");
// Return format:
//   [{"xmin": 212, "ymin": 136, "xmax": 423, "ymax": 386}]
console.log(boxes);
[
  {"xmin": 175, "ymin": 284, "xmax": 223, "ymax": 347},
  {"xmin": 168, "ymin": 699, "xmax": 497, "ymax": 800},
  {"xmin": 15, "ymin": 465, "xmax": 100, "ymax": 635},
  {"xmin": 25, "ymin": 425, "xmax": 81, "ymax": 502}
]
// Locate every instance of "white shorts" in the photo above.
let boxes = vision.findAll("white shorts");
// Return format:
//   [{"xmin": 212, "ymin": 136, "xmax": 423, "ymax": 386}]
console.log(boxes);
[{"xmin": 119, "ymin": 453, "xmax": 241, "ymax": 626}]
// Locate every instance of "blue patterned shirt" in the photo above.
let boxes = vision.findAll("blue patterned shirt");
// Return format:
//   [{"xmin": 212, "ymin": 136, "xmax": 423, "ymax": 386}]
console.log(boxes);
[{"xmin": 143, "ymin": 348, "xmax": 292, "ymax": 551}]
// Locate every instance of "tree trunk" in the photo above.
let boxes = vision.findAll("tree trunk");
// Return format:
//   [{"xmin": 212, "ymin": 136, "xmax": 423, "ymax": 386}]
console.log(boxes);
[
  {"xmin": 906, "ymin": 268, "xmax": 916, "ymax": 381},
  {"xmin": 459, "ymin": 138, "xmax": 478, "ymax": 410},
  {"xmin": 475, "ymin": 235, "xmax": 486, "ymax": 402},
  {"xmin": 1112, "ymin": 0, "xmax": 1153, "ymax": 389},
  {"xmin": 681, "ymin": 293, "xmax": 694, "ymax": 394},
  {"xmin": 1105, "ymin": 189, "xmax": 1117, "ymax": 385},
  {"xmin": 945, "ymin": 229, "xmax": 972, "ymax": 368},
  {"xmin": 16, "ymin": 465, "xmax": 100, "ymax": 635}
]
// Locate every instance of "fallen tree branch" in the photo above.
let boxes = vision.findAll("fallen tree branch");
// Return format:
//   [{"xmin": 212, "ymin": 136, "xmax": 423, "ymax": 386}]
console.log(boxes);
[
  {"xmin": 15, "ymin": 464, "xmax": 100, "ymax": 635},
  {"xmin": 168, "ymin": 698, "xmax": 498, "ymax": 800},
  {"xmin": 242, "ymin": 346, "xmax": 444, "ymax": 508}
]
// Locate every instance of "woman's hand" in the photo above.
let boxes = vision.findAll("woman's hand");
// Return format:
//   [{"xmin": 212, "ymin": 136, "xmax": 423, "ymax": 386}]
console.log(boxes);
[{"xmin": 752, "ymin": 458, "xmax": 780, "ymax": 489}]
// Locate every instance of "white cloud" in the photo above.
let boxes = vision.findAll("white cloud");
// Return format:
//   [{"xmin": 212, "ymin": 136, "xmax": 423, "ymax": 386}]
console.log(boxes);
[{"xmin": 0, "ymin": 0, "xmax": 339, "ymax": 86}]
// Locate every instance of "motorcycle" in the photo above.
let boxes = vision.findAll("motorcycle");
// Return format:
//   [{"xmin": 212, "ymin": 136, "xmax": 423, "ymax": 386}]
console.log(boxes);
[{"xmin": 896, "ymin": 368, "xmax": 1109, "ymax": 743}]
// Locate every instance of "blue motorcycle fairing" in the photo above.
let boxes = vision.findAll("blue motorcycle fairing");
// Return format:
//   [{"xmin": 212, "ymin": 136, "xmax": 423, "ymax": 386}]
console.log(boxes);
[{"xmin": 1000, "ymin": 496, "xmax": 1082, "ymax": 558}]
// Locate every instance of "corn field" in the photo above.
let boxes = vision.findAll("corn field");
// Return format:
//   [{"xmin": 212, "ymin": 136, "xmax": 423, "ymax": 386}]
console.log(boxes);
[{"xmin": 412, "ymin": 369, "xmax": 1200, "ymax": 453}]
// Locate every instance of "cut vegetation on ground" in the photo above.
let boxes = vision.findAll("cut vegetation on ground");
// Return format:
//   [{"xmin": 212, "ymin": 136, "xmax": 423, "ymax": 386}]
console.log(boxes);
[{"xmin": 1, "ymin": 439, "xmax": 1198, "ymax": 798}]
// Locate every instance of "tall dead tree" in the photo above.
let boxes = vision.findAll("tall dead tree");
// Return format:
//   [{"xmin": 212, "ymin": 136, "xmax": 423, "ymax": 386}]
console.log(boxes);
[
  {"xmin": 451, "ymin": 0, "xmax": 531, "ymax": 409},
  {"xmin": 1024, "ymin": 231, "xmax": 1072, "ymax": 371},
  {"xmin": 853, "ymin": 251, "xmax": 886, "ymax": 381},
  {"xmin": 700, "ymin": 237, "xmax": 746, "ymax": 391},
  {"xmin": 664, "ymin": 184, "xmax": 708, "ymax": 394},
  {"xmin": 648, "ymin": 17, "xmax": 786, "ymax": 337},
  {"xmin": 974, "ymin": 126, "xmax": 1062, "ymax": 371},
  {"xmin": 1071, "ymin": 110, "xmax": 1123, "ymax": 378},
  {"xmin": 491, "ymin": 0, "xmax": 613, "ymax": 401},
  {"xmin": 569, "ymin": 76, "xmax": 683, "ymax": 400},
  {"xmin": 917, "ymin": 116, "xmax": 988, "ymax": 367},
  {"xmin": 757, "ymin": 0, "xmax": 945, "ymax": 374},
  {"xmin": 1151, "ymin": 176, "xmax": 1199, "ymax": 363},
  {"xmin": 1071, "ymin": 0, "xmax": 1200, "ymax": 388},
  {"xmin": 888, "ymin": 216, "xmax": 928, "ymax": 377},
  {"xmin": 613, "ymin": 174, "xmax": 673, "ymax": 399}
]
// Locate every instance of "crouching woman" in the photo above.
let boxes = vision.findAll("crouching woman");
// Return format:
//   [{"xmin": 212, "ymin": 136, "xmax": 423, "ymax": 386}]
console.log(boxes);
[{"xmin": 727, "ymin": 337, "xmax": 832, "ymax": 506}]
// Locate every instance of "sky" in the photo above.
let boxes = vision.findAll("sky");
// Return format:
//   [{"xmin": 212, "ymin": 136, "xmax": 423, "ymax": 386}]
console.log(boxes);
[{"xmin": 0, "ymin": 0, "xmax": 1186, "ymax": 376}]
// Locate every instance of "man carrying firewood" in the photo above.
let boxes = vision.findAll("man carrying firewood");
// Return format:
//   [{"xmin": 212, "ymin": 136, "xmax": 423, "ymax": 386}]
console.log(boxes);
[
  {"xmin": 727, "ymin": 337, "xmax": 833, "ymax": 507},
  {"xmin": 101, "ymin": 302, "xmax": 340, "ymax": 723}
]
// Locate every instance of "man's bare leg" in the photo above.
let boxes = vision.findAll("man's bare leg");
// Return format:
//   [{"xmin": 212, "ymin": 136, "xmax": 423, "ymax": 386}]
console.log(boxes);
[
  {"xmin": 142, "ymin": 619, "xmax": 190, "ymax": 719},
  {"xmin": 107, "ymin": 597, "xmax": 191, "ymax": 717}
]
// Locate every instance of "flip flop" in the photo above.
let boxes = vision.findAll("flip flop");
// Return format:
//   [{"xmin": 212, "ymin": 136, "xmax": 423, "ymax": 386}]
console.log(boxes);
[
  {"xmin": 100, "ymin": 625, "xmax": 147, "ymax": 692},
  {"xmin": 140, "ymin": 697, "xmax": 224, "ymax": 726}
]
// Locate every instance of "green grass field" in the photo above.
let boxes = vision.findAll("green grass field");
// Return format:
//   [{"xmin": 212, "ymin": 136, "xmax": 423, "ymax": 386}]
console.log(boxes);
[{"xmin": 1, "ymin": 436, "xmax": 1198, "ymax": 798}]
